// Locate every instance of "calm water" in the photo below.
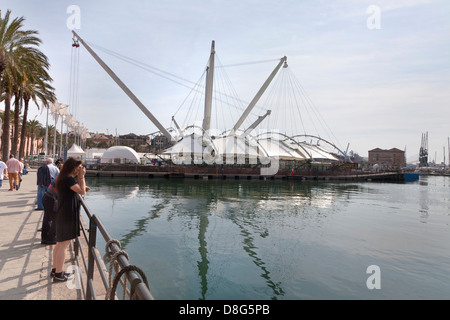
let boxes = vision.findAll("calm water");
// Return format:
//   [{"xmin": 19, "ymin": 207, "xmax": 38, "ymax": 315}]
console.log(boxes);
[{"xmin": 83, "ymin": 175, "xmax": 450, "ymax": 300}]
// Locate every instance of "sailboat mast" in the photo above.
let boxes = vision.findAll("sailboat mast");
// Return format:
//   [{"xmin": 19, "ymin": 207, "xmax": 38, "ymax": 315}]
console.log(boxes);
[{"xmin": 202, "ymin": 40, "xmax": 215, "ymax": 133}]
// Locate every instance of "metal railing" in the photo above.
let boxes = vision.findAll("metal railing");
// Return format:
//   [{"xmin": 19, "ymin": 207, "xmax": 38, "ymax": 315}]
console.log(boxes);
[{"xmin": 73, "ymin": 195, "xmax": 154, "ymax": 300}]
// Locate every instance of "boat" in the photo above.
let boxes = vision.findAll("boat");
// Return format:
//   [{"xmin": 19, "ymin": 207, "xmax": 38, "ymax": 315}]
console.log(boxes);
[{"xmin": 404, "ymin": 172, "xmax": 420, "ymax": 182}]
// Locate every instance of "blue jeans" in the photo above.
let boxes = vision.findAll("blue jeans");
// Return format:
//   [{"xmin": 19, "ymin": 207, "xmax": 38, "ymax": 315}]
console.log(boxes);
[{"xmin": 37, "ymin": 185, "xmax": 47, "ymax": 209}]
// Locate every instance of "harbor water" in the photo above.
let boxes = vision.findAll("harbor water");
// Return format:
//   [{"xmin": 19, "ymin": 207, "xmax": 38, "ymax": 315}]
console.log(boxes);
[{"xmin": 83, "ymin": 175, "xmax": 450, "ymax": 300}]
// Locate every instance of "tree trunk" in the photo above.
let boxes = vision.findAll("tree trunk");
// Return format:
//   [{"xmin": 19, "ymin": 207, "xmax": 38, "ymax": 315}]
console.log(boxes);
[
  {"xmin": 1, "ymin": 91, "xmax": 12, "ymax": 161},
  {"xmin": 30, "ymin": 133, "xmax": 35, "ymax": 155},
  {"xmin": 19, "ymin": 98, "xmax": 30, "ymax": 159},
  {"xmin": 28, "ymin": 136, "xmax": 32, "ymax": 156},
  {"xmin": 12, "ymin": 91, "xmax": 21, "ymax": 157},
  {"xmin": 25, "ymin": 136, "xmax": 29, "ymax": 157},
  {"xmin": 0, "ymin": 57, "xmax": 6, "ymax": 76}
]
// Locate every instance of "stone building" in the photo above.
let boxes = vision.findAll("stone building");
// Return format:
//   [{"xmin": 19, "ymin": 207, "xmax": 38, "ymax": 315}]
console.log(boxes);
[
  {"xmin": 151, "ymin": 135, "xmax": 171, "ymax": 152},
  {"xmin": 368, "ymin": 148, "xmax": 405, "ymax": 169}
]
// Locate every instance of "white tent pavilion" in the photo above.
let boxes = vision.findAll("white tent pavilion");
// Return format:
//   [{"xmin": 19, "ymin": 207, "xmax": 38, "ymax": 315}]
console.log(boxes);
[
  {"xmin": 257, "ymin": 138, "xmax": 306, "ymax": 161},
  {"xmin": 67, "ymin": 144, "xmax": 85, "ymax": 159},
  {"xmin": 162, "ymin": 134, "xmax": 206, "ymax": 164},
  {"xmin": 100, "ymin": 146, "xmax": 141, "ymax": 164}
]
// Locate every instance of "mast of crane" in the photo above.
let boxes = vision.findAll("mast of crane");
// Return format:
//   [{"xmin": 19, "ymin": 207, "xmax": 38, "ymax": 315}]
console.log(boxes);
[
  {"xmin": 71, "ymin": 31, "xmax": 174, "ymax": 141},
  {"xmin": 419, "ymin": 131, "xmax": 428, "ymax": 167},
  {"xmin": 202, "ymin": 40, "xmax": 215, "ymax": 133},
  {"xmin": 232, "ymin": 56, "xmax": 287, "ymax": 134},
  {"xmin": 240, "ymin": 110, "xmax": 271, "ymax": 138}
]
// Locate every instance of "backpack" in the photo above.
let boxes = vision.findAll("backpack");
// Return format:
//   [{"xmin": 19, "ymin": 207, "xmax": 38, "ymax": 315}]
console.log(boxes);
[{"xmin": 44, "ymin": 181, "xmax": 59, "ymax": 211}]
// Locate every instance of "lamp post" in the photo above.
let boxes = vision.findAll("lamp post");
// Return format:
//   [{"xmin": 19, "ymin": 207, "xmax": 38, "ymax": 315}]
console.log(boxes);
[
  {"xmin": 44, "ymin": 103, "xmax": 49, "ymax": 155},
  {"xmin": 50, "ymin": 102, "xmax": 61, "ymax": 157},
  {"xmin": 64, "ymin": 114, "xmax": 75, "ymax": 161},
  {"xmin": 58, "ymin": 104, "xmax": 69, "ymax": 157},
  {"xmin": 73, "ymin": 121, "xmax": 80, "ymax": 146}
]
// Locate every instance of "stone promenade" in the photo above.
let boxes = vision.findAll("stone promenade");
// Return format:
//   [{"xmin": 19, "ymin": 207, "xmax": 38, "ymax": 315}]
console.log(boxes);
[{"xmin": 0, "ymin": 169, "xmax": 81, "ymax": 300}]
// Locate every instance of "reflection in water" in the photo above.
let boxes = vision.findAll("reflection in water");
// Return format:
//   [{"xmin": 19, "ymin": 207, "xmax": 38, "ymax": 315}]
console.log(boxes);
[
  {"xmin": 86, "ymin": 177, "xmax": 358, "ymax": 299},
  {"xmin": 196, "ymin": 204, "xmax": 209, "ymax": 300},
  {"xmin": 84, "ymin": 176, "xmax": 450, "ymax": 299},
  {"xmin": 237, "ymin": 221, "xmax": 285, "ymax": 299},
  {"xmin": 419, "ymin": 176, "xmax": 429, "ymax": 222},
  {"xmin": 97, "ymin": 184, "xmax": 139, "ymax": 201}
]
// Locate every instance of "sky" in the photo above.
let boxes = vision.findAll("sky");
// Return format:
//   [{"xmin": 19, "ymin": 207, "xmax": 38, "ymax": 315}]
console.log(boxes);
[{"xmin": 2, "ymin": 0, "xmax": 449, "ymax": 163}]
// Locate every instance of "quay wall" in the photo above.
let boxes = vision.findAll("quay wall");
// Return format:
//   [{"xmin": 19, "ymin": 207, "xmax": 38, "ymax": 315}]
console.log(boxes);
[{"xmin": 85, "ymin": 164, "xmax": 404, "ymax": 182}]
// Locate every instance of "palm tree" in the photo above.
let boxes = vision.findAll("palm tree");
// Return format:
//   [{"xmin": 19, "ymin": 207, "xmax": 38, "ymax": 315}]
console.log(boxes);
[
  {"xmin": 11, "ymin": 44, "xmax": 53, "ymax": 157},
  {"xmin": 0, "ymin": 109, "xmax": 15, "ymax": 155},
  {"xmin": 19, "ymin": 86, "xmax": 55, "ymax": 158},
  {"xmin": 11, "ymin": 86, "xmax": 22, "ymax": 157},
  {"xmin": 0, "ymin": 9, "xmax": 46, "ymax": 160},
  {"xmin": 18, "ymin": 71, "xmax": 55, "ymax": 159},
  {"xmin": 26, "ymin": 119, "xmax": 41, "ymax": 156},
  {"xmin": 46, "ymin": 124, "xmax": 57, "ymax": 155}
]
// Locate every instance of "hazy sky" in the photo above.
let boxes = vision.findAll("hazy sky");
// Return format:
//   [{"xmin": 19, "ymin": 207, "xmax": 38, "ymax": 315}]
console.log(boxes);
[{"xmin": 2, "ymin": 0, "xmax": 449, "ymax": 162}]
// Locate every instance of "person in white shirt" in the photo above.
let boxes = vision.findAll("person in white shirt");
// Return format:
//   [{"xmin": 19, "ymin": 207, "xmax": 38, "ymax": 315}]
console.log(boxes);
[
  {"xmin": 0, "ymin": 158, "xmax": 7, "ymax": 189},
  {"xmin": 47, "ymin": 158, "xmax": 60, "ymax": 183}
]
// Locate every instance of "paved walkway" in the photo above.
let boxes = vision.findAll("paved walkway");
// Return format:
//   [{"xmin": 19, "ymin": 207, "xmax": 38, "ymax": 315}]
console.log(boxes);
[{"xmin": 0, "ymin": 169, "xmax": 82, "ymax": 300}]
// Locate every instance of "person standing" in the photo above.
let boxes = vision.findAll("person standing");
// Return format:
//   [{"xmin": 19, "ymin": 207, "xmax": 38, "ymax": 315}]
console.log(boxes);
[
  {"xmin": 18, "ymin": 158, "xmax": 25, "ymax": 189},
  {"xmin": 0, "ymin": 157, "xmax": 7, "ymax": 189},
  {"xmin": 47, "ymin": 158, "xmax": 60, "ymax": 183},
  {"xmin": 51, "ymin": 157, "xmax": 87, "ymax": 282},
  {"xmin": 22, "ymin": 160, "xmax": 28, "ymax": 175},
  {"xmin": 40, "ymin": 159, "xmax": 60, "ymax": 245},
  {"xmin": 6, "ymin": 154, "xmax": 21, "ymax": 191},
  {"xmin": 41, "ymin": 180, "xmax": 58, "ymax": 245},
  {"xmin": 36, "ymin": 160, "xmax": 51, "ymax": 210},
  {"xmin": 54, "ymin": 157, "xmax": 64, "ymax": 170}
]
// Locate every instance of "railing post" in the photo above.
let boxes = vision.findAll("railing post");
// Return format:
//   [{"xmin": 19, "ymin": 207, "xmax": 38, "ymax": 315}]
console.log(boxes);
[
  {"xmin": 73, "ymin": 237, "xmax": 79, "ymax": 257},
  {"xmin": 78, "ymin": 196, "xmax": 154, "ymax": 300},
  {"xmin": 85, "ymin": 215, "xmax": 98, "ymax": 300}
]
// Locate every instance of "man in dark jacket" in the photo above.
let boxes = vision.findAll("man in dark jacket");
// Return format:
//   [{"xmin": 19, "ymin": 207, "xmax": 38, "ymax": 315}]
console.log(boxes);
[{"xmin": 36, "ymin": 161, "xmax": 51, "ymax": 210}]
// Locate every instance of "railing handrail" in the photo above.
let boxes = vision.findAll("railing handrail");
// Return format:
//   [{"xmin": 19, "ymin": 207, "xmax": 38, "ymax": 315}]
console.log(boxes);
[{"xmin": 76, "ymin": 194, "xmax": 154, "ymax": 300}]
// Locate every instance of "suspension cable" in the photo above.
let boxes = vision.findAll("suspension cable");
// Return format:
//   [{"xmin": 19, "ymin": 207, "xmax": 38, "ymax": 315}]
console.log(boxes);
[
  {"xmin": 85, "ymin": 41, "xmax": 268, "ymax": 117},
  {"xmin": 69, "ymin": 40, "xmax": 81, "ymax": 141},
  {"xmin": 77, "ymin": 41, "xmax": 342, "ymax": 148}
]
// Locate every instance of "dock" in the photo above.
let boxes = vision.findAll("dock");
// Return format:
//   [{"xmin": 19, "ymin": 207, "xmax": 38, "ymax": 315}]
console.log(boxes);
[
  {"xmin": 0, "ymin": 169, "xmax": 81, "ymax": 300},
  {"xmin": 86, "ymin": 167, "xmax": 405, "ymax": 182}
]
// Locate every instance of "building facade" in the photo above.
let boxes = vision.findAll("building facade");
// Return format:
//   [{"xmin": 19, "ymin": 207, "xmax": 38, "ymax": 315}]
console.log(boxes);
[
  {"xmin": 368, "ymin": 148, "xmax": 405, "ymax": 169},
  {"xmin": 151, "ymin": 135, "xmax": 171, "ymax": 152}
]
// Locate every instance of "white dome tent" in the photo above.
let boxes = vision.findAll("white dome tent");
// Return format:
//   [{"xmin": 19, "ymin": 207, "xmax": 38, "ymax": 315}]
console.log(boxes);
[
  {"xmin": 100, "ymin": 146, "xmax": 141, "ymax": 164},
  {"xmin": 67, "ymin": 144, "xmax": 85, "ymax": 159}
]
